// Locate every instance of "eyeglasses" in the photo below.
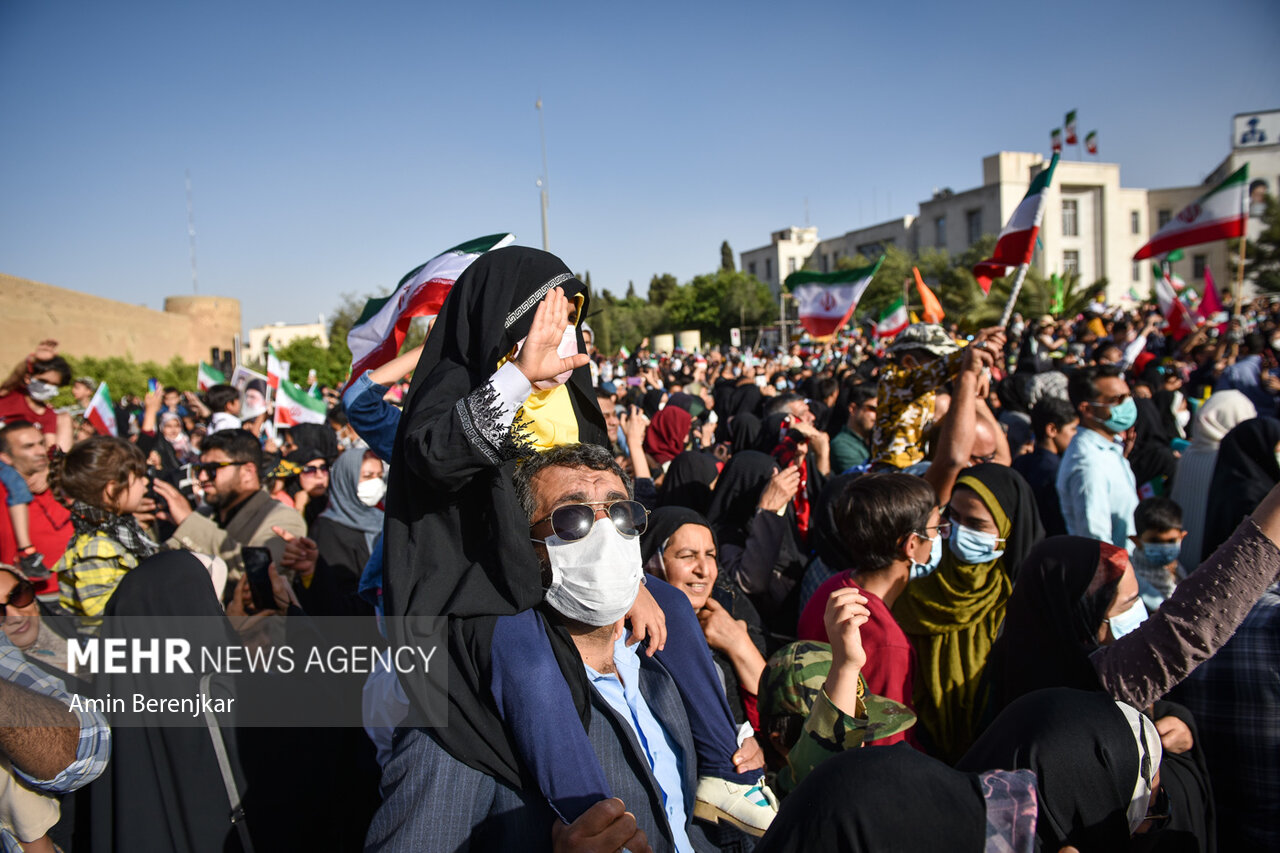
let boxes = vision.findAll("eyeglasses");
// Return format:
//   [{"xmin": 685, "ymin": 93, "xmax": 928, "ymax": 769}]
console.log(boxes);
[
  {"xmin": 193, "ymin": 460, "xmax": 248, "ymax": 478},
  {"xmin": 300, "ymin": 464, "xmax": 329, "ymax": 475},
  {"xmin": 531, "ymin": 500, "xmax": 649, "ymax": 542},
  {"xmin": 969, "ymin": 451, "xmax": 998, "ymax": 465},
  {"xmin": 0, "ymin": 580, "xmax": 36, "ymax": 620},
  {"xmin": 919, "ymin": 520, "xmax": 953, "ymax": 539}
]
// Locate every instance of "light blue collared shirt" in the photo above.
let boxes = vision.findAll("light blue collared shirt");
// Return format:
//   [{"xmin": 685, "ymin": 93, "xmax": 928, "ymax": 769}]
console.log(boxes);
[
  {"xmin": 1056, "ymin": 427, "xmax": 1138, "ymax": 549},
  {"xmin": 584, "ymin": 634, "xmax": 693, "ymax": 853}
]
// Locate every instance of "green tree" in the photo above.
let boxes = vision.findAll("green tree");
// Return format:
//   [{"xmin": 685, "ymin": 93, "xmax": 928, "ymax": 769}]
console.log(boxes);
[
  {"xmin": 274, "ymin": 336, "xmax": 349, "ymax": 388},
  {"xmin": 648, "ymin": 273, "xmax": 679, "ymax": 307},
  {"xmin": 1237, "ymin": 194, "xmax": 1280, "ymax": 292},
  {"xmin": 720, "ymin": 241, "xmax": 735, "ymax": 272},
  {"xmin": 49, "ymin": 354, "xmax": 198, "ymax": 407}
]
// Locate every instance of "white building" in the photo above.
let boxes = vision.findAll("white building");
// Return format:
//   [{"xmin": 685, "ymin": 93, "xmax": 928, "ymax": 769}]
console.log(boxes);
[
  {"xmin": 245, "ymin": 316, "xmax": 328, "ymax": 364},
  {"xmin": 741, "ymin": 109, "xmax": 1280, "ymax": 306}
]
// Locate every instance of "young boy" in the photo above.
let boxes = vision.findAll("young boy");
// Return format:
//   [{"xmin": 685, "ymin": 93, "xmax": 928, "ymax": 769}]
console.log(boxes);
[
  {"xmin": 0, "ymin": 461, "xmax": 48, "ymax": 578},
  {"xmin": 1130, "ymin": 497, "xmax": 1185, "ymax": 611},
  {"xmin": 203, "ymin": 384, "xmax": 242, "ymax": 434},
  {"xmin": 871, "ymin": 324, "xmax": 1004, "ymax": 470}
]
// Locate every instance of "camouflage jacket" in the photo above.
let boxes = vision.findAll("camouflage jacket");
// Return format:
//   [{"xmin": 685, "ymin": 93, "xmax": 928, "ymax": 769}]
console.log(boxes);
[
  {"xmin": 870, "ymin": 349, "xmax": 966, "ymax": 469},
  {"xmin": 775, "ymin": 688, "xmax": 869, "ymax": 796}
]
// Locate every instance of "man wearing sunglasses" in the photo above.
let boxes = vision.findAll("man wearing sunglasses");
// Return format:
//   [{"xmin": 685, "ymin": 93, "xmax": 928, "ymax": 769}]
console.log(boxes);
[
  {"xmin": 153, "ymin": 429, "xmax": 306, "ymax": 582},
  {"xmin": 372, "ymin": 442, "xmax": 772, "ymax": 852}
]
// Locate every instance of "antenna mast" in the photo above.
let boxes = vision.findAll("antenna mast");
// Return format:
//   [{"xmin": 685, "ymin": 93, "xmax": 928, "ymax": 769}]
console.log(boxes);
[
  {"xmin": 185, "ymin": 169, "xmax": 199, "ymax": 294},
  {"xmin": 536, "ymin": 97, "xmax": 550, "ymax": 251}
]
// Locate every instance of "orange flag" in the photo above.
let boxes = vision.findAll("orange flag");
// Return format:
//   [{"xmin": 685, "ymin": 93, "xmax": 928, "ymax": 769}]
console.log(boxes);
[{"xmin": 913, "ymin": 267, "xmax": 945, "ymax": 324}]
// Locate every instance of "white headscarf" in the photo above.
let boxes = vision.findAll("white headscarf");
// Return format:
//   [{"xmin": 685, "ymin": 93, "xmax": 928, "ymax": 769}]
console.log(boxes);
[{"xmin": 1190, "ymin": 389, "xmax": 1256, "ymax": 450}]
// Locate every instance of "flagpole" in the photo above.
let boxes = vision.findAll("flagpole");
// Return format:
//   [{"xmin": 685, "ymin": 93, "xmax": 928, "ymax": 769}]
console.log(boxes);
[
  {"xmin": 998, "ymin": 263, "xmax": 1030, "ymax": 328},
  {"xmin": 1232, "ymin": 230, "xmax": 1247, "ymax": 320}
]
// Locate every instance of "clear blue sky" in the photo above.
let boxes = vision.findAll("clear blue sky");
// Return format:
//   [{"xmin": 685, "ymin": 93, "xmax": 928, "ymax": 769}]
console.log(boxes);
[{"xmin": 2, "ymin": 0, "xmax": 1277, "ymax": 333}]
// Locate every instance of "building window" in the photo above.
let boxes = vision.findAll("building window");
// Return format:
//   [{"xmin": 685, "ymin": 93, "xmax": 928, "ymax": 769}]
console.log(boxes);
[
  {"xmin": 966, "ymin": 209, "xmax": 982, "ymax": 245},
  {"xmin": 765, "ymin": 258, "xmax": 772, "ymax": 281},
  {"xmin": 748, "ymin": 261, "xmax": 757, "ymax": 277},
  {"xmin": 1132, "ymin": 261, "xmax": 1141, "ymax": 282},
  {"xmin": 1193, "ymin": 254, "xmax": 1206, "ymax": 280},
  {"xmin": 1062, "ymin": 199, "xmax": 1078, "ymax": 237},
  {"xmin": 1158, "ymin": 209, "xmax": 1172, "ymax": 229},
  {"xmin": 935, "ymin": 215, "xmax": 946, "ymax": 248},
  {"xmin": 1063, "ymin": 250, "xmax": 1079, "ymax": 276},
  {"xmin": 787, "ymin": 257, "xmax": 798, "ymax": 275},
  {"xmin": 1131, "ymin": 210, "xmax": 1140, "ymax": 234},
  {"xmin": 820, "ymin": 254, "xmax": 829, "ymax": 273}
]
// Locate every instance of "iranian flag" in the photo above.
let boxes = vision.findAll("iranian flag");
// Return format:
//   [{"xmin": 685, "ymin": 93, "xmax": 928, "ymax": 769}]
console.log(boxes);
[
  {"xmin": 1133, "ymin": 165, "xmax": 1248, "ymax": 260},
  {"xmin": 346, "ymin": 232, "xmax": 515, "ymax": 386},
  {"xmin": 1051, "ymin": 128, "xmax": 1062, "ymax": 153},
  {"xmin": 1085, "ymin": 131, "xmax": 1097, "ymax": 155},
  {"xmin": 973, "ymin": 154, "xmax": 1060, "ymax": 293},
  {"xmin": 1065, "ymin": 110, "xmax": 1078, "ymax": 145},
  {"xmin": 266, "ymin": 343, "xmax": 286, "ymax": 390},
  {"xmin": 1155, "ymin": 272, "xmax": 1196, "ymax": 341},
  {"xmin": 275, "ymin": 380, "xmax": 327, "ymax": 427},
  {"xmin": 86, "ymin": 382, "xmax": 117, "ymax": 436},
  {"xmin": 197, "ymin": 361, "xmax": 226, "ymax": 392},
  {"xmin": 874, "ymin": 297, "xmax": 909, "ymax": 339},
  {"xmin": 788, "ymin": 257, "xmax": 883, "ymax": 338}
]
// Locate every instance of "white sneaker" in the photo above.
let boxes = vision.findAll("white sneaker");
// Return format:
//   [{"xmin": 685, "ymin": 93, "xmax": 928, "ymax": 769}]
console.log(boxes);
[{"xmin": 692, "ymin": 775, "xmax": 778, "ymax": 837}]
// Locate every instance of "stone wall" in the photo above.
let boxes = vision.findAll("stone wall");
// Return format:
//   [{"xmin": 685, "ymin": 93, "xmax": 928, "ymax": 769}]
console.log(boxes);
[{"xmin": 0, "ymin": 273, "xmax": 241, "ymax": 369}]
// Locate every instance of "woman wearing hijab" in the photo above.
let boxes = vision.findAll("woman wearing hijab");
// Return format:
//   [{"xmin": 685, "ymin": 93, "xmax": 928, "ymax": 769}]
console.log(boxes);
[
  {"xmin": 981, "ymin": 512, "xmax": 1280, "ymax": 853},
  {"xmin": 657, "ymin": 450, "xmax": 719, "ymax": 514},
  {"xmin": 1168, "ymin": 390, "xmax": 1255, "ymax": 572},
  {"xmin": 643, "ymin": 404, "xmax": 693, "ymax": 468},
  {"xmin": 1129, "ymin": 397, "xmax": 1179, "ymax": 496},
  {"xmin": 382, "ymin": 248, "xmax": 770, "ymax": 832},
  {"xmin": 309, "ymin": 447, "xmax": 385, "ymax": 581},
  {"xmin": 892, "ymin": 463, "xmax": 1043, "ymax": 762},
  {"xmin": 706, "ymin": 450, "xmax": 807, "ymax": 630},
  {"xmin": 1200, "ymin": 416, "xmax": 1280, "ymax": 560},
  {"xmin": 90, "ymin": 550, "xmax": 249, "ymax": 852},
  {"xmin": 958, "ymin": 687, "xmax": 1165, "ymax": 852},
  {"xmin": 726, "ymin": 412, "xmax": 762, "ymax": 456}
]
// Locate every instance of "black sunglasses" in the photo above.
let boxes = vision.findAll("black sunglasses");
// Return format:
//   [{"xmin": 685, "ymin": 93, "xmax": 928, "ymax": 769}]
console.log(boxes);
[
  {"xmin": 300, "ymin": 464, "xmax": 330, "ymax": 475},
  {"xmin": 0, "ymin": 580, "xmax": 36, "ymax": 620},
  {"xmin": 532, "ymin": 500, "xmax": 649, "ymax": 542},
  {"xmin": 193, "ymin": 460, "xmax": 247, "ymax": 478}
]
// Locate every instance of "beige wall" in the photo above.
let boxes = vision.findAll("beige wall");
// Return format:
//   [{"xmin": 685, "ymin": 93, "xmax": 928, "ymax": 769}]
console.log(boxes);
[{"xmin": 0, "ymin": 273, "xmax": 240, "ymax": 369}]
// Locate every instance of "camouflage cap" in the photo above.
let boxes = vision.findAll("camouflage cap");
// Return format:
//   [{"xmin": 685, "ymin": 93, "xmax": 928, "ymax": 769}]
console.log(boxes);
[
  {"xmin": 758, "ymin": 640, "xmax": 916, "ymax": 742},
  {"xmin": 886, "ymin": 323, "xmax": 960, "ymax": 357}
]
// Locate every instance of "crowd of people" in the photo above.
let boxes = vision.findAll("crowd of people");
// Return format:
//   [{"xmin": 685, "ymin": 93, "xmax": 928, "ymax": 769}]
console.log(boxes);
[{"xmin": 0, "ymin": 246, "xmax": 1276, "ymax": 851}]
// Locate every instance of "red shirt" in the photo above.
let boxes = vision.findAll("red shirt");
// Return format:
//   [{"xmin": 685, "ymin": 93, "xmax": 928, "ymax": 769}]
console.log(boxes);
[
  {"xmin": 797, "ymin": 573, "xmax": 917, "ymax": 746},
  {"xmin": 0, "ymin": 482, "xmax": 71, "ymax": 595},
  {"xmin": 0, "ymin": 392, "xmax": 57, "ymax": 437}
]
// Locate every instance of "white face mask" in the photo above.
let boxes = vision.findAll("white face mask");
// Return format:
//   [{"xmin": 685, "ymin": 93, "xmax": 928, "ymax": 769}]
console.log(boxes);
[
  {"xmin": 356, "ymin": 478, "xmax": 386, "ymax": 507},
  {"xmin": 537, "ymin": 519, "xmax": 643, "ymax": 627},
  {"xmin": 27, "ymin": 379, "xmax": 58, "ymax": 402},
  {"xmin": 518, "ymin": 324, "xmax": 580, "ymax": 392}
]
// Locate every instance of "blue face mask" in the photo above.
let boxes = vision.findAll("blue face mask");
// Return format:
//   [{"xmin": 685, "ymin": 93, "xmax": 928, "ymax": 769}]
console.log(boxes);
[
  {"xmin": 910, "ymin": 532, "xmax": 943, "ymax": 579},
  {"xmin": 1140, "ymin": 541, "xmax": 1181, "ymax": 567},
  {"xmin": 1107, "ymin": 597, "xmax": 1149, "ymax": 640},
  {"xmin": 948, "ymin": 522, "xmax": 1005, "ymax": 565},
  {"xmin": 1093, "ymin": 396, "xmax": 1137, "ymax": 433}
]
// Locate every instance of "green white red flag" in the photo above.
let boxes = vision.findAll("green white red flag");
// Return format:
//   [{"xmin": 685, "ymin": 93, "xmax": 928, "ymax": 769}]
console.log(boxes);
[
  {"xmin": 874, "ymin": 297, "xmax": 909, "ymax": 339},
  {"xmin": 346, "ymin": 233, "xmax": 515, "ymax": 386},
  {"xmin": 197, "ymin": 361, "xmax": 226, "ymax": 392},
  {"xmin": 87, "ymin": 382, "xmax": 117, "ymax": 436},
  {"xmin": 1133, "ymin": 165, "xmax": 1249, "ymax": 260},
  {"xmin": 275, "ymin": 380, "xmax": 327, "ymax": 427},
  {"xmin": 973, "ymin": 154, "xmax": 1060, "ymax": 293},
  {"xmin": 787, "ymin": 257, "xmax": 884, "ymax": 338},
  {"xmin": 1155, "ymin": 271, "xmax": 1196, "ymax": 341},
  {"xmin": 1085, "ymin": 131, "xmax": 1097, "ymax": 155},
  {"xmin": 1064, "ymin": 111, "xmax": 1078, "ymax": 145},
  {"xmin": 1051, "ymin": 128, "xmax": 1062, "ymax": 153},
  {"xmin": 266, "ymin": 343, "xmax": 286, "ymax": 390}
]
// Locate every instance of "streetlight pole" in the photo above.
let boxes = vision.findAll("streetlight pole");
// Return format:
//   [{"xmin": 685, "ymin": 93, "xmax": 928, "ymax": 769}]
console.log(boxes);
[{"xmin": 536, "ymin": 97, "xmax": 550, "ymax": 252}]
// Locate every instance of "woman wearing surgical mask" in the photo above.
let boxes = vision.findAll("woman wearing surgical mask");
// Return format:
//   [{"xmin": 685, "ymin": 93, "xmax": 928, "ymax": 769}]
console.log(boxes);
[
  {"xmin": 982, "ymin": 498, "xmax": 1280, "ymax": 852},
  {"xmin": 308, "ymin": 448, "xmax": 385, "ymax": 587},
  {"xmin": 0, "ymin": 340, "xmax": 72, "ymax": 449},
  {"xmin": 892, "ymin": 464, "xmax": 1044, "ymax": 762}
]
